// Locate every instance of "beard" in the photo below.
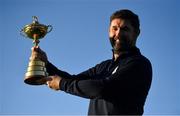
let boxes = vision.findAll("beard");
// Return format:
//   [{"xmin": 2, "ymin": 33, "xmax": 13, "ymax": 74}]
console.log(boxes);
[{"xmin": 109, "ymin": 35, "xmax": 131, "ymax": 53}]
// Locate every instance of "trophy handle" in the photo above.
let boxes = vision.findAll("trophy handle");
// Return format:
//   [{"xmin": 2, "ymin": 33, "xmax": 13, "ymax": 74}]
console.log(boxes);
[
  {"xmin": 47, "ymin": 25, "xmax": 53, "ymax": 33},
  {"xmin": 20, "ymin": 29, "xmax": 28, "ymax": 38}
]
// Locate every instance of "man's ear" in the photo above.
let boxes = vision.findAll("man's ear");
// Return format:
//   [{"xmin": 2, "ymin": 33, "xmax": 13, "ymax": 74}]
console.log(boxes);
[
  {"xmin": 108, "ymin": 24, "xmax": 111, "ymax": 33},
  {"xmin": 137, "ymin": 29, "xmax": 140, "ymax": 36},
  {"xmin": 134, "ymin": 29, "xmax": 140, "ymax": 39}
]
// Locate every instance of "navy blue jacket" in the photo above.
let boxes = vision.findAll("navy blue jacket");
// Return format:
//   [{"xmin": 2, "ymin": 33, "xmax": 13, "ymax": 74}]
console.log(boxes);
[{"xmin": 46, "ymin": 47, "xmax": 152, "ymax": 115}]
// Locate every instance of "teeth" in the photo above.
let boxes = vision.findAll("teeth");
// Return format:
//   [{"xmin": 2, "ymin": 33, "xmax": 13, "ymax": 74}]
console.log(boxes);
[{"xmin": 116, "ymin": 39, "xmax": 120, "ymax": 42}]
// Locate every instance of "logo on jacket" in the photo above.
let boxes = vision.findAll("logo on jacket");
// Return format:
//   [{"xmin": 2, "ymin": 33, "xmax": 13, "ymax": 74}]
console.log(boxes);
[{"xmin": 112, "ymin": 66, "xmax": 119, "ymax": 74}]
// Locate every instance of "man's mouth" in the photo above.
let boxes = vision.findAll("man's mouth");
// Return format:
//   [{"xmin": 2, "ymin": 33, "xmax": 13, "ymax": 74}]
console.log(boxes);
[
  {"xmin": 113, "ymin": 39, "xmax": 120, "ymax": 50},
  {"xmin": 110, "ymin": 35, "xmax": 131, "ymax": 52}
]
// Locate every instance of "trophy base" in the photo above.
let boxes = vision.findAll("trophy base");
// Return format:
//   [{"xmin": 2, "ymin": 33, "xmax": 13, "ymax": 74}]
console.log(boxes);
[
  {"xmin": 24, "ymin": 75, "xmax": 47, "ymax": 85},
  {"xmin": 24, "ymin": 60, "xmax": 48, "ymax": 85}
]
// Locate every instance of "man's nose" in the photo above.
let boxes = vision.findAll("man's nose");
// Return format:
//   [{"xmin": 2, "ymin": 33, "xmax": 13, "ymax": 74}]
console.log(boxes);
[{"xmin": 114, "ymin": 29, "xmax": 120, "ymax": 40}]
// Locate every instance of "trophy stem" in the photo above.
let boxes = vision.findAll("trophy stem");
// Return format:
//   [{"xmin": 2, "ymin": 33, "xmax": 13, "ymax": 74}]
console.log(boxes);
[{"xmin": 33, "ymin": 34, "xmax": 40, "ymax": 46}]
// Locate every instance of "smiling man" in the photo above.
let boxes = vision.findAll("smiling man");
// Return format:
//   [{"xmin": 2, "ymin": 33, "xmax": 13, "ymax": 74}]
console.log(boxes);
[{"xmin": 31, "ymin": 9, "xmax": 152, "ymax": 115}]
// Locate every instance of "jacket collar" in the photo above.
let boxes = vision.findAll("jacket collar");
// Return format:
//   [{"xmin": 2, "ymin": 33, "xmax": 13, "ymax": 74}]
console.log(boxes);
[{"xmin": 112, "ymin": 46, "xmax": 141, "ymax": 61}]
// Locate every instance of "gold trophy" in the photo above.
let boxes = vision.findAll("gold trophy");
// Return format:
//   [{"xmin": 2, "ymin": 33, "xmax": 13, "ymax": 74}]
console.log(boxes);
[{"xmin": 20, "ymin": 16, "xmax": 53, "ymax": 85}]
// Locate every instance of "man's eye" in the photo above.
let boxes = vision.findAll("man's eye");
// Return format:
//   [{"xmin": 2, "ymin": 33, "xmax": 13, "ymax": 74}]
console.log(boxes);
[
  {"xmin": 112, "ymin": 27, "xmax": 118, "ymax": 31},
  {"xmin": 121, "ymin": 27, "xmax": 129, "ymax": 31}
]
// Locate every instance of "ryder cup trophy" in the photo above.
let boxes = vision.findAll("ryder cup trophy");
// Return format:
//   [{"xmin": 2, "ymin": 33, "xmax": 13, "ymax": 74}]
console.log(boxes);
[{"xmin": 20, "ymin": 16, "xmax": 52, "ymax": 85}]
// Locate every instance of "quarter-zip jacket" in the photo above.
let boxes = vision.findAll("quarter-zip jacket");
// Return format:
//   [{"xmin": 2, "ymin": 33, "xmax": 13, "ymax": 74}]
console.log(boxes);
[{"xmin": 46, "ymin": 47, "xmax": 152, "ymax": 115}]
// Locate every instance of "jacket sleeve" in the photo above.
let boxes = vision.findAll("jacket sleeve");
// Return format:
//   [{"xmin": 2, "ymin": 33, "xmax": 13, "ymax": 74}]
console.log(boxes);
[
  {"xmin": 59, "ymin": 58, "xmax": 152, "ymax": 100},
  {"xmin": 46, "ymin": 61, "xmax": 74, "ymax": 79},
  {"xmin": 46, "ymin": 60, "xmax": 108, "ymax": 80}
]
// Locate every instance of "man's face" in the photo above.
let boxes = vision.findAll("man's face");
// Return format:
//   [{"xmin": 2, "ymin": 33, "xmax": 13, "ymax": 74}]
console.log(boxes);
[{"xmin": 109, "ymin": 18, "xmax": 137, "ymax": 52}]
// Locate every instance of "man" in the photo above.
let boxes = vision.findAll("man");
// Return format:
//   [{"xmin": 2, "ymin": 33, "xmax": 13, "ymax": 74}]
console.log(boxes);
[{"xmin": 31, "ymin": 9, "xmax": 152, "ymax": 115}]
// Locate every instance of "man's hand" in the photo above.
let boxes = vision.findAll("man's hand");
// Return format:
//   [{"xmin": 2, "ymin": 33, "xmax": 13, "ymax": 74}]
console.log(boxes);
[
  {"xmin": 46, "ymin": 75, "xmax": 62, "ymax": 91},
  {"xmin": 30, "ymin": 46, "xmax": 48, "ymax": 63}
]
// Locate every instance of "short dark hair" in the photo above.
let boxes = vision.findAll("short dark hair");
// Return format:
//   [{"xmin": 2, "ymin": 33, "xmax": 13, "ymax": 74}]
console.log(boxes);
[{"xmin": 110, "ymin": 9, "xmax": 140, "ymax": 35}]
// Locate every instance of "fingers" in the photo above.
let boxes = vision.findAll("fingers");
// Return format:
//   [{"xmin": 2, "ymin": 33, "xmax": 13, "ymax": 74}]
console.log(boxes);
[
  {"xmin": 46, "ymin": 80, "xmax": 52, "ymax": 89},
  {"xmin": 30, "ymin": 46, "xmax": 48, "ymax": 62},
  {"xmin": 31, "ymin": 46, "xmax": 41, "ymax": 52},
  {"xmin": 46, "ymin": 77, "xmax": 52, "ymax": 85},
  {"xmin": 46, "ymin": 77, "xmax": 53, "ymax": 81},
  {"xmin": 31, "ymin": 46, "xmax": 45, "ymax": 54},
  {"xmin": 45, "ymin": 76, "xmax": 61, "ymax": 91},
  {"xmin": 32, "ymin": 46, "xmax": 46, "ymax": 57}
]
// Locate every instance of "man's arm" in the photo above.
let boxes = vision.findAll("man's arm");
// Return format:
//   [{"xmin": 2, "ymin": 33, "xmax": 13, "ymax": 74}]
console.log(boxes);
[
  {"xmin": 45, "ymin": 60, "xmax": 108, "ymax": 92},
  {"xmin": 46, "ymin": 61, "xmax": 73, "ymax": 79},
  {"xmin": 46, "ymin": 59, "xmax": 111, "ymax": 80},
  {"xmin": 54, "ymin": 58, "xmax": 152, "ymax": 100}
]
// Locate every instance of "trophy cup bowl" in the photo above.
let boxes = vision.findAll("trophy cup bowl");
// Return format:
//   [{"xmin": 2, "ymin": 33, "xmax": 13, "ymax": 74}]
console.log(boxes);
[{"xmin": 20, "ymin": 16, "xmax": 53, "ymax": 85}]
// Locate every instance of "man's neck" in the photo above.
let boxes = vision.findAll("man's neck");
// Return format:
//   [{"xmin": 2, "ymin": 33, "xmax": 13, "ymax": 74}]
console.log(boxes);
[
  {"xmin": 112, "ymin": 46, "xmax": 137, "ymax": 61},
  {"xmin": 113, "ymin": 53, "xmax": 120, "ymax": 61},
  {"xmin": 113, "ymin": 49, "xmax": 131, "ymax": 61}
]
